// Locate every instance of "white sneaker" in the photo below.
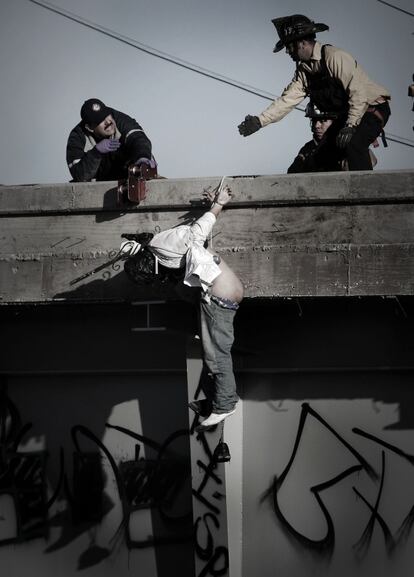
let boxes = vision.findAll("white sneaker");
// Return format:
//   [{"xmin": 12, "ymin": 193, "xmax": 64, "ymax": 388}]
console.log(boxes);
[{"xmin": 197, "ymin": 408, "xmax": 236, "ymax": 430}]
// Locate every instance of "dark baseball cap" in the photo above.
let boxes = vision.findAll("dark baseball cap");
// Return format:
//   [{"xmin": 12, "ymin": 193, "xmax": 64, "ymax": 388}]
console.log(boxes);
[{"xmin": 80, "ymin": 98, "xmax": 111, "ymax": 127}]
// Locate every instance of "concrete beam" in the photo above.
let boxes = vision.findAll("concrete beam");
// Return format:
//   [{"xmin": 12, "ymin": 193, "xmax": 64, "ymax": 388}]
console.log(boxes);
[
  {"xmin": 1, "ymin": 170, "xmax": 414, "ymax": 214},
  {"xmin": 0, "ymin": 171, "xmax": 413, "ymax": 302}
]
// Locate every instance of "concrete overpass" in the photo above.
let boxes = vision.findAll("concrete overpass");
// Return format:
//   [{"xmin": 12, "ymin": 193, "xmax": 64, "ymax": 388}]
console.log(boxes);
[{"xmin": 0, "ymin": 171, "xmax": 413, "ymax": 577}]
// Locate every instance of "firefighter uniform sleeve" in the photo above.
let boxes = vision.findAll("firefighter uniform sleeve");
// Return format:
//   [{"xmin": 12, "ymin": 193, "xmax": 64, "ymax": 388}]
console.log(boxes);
[
  {"xmin": 112, "ymin": 110, "xmax": 152, "ymax": 162},
  {"xmin": 287, "ymin": 141, "xmax": 316, "ymax": 174},
  {"xmin": 287, "ymin": 149, "xmax": 308, "ymax": 173},
  {"xmin": 66, "ymin": 127, "xmax": 103, "ymax": 182},
  {"xmin": 258, "ymin": 73, "xmax": 307, "ymax": 127}
]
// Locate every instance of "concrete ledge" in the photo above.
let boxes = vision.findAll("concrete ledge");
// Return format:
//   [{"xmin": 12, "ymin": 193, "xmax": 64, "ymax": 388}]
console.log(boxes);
[
  {"xmin": 1, "ymin": 170, "xmax": 413, "ymax": 214},
  {"xmin": 1, "ymin": 171, "xmax": 413, "ymax": 302}
]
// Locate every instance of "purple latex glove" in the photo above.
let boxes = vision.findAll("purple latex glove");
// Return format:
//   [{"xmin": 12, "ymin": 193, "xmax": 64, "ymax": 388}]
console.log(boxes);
[
  {"xmin": 135, "ymin": 156, "xmax": 157, "ymax": 169},
  {"xmin": 95, "ymin": 138, "xmax": 121, "ymax": 154}
]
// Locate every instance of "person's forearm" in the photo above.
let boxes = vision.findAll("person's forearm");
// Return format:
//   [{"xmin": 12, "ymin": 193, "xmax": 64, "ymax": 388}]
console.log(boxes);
[
  {"xmin": 259, "ymin": 77, "xmax": 306, "ymax": 126},
  {"xmin": 69, "ymin": 148, "xmax": 102, "ymax": 182},
  {"xmin": 209, "ymin": 200, "xmax": 224, "ymax": 218},
  {"xmin": 190, "ymin": 211, "xmax": 217, "ymax": 246}
]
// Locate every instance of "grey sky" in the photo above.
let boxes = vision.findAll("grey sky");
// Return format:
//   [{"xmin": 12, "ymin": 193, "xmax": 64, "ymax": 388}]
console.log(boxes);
[{"xmin": 0, "ymin": 0, "xmax": 413, "ymax": 185}]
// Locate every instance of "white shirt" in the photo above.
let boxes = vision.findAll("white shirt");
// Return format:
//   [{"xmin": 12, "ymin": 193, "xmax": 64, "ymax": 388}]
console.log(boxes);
[{"xmin": 148, "ymin": 211, "xmax": 221, "ymax": 291}]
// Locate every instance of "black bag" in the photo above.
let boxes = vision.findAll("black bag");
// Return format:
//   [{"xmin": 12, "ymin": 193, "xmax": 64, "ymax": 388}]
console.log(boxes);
[
  {"xmin": 122, "ymin": 232, "xmax": 184, "ymax": 286},
  {"xmin": 124, "ymin": 246, "xmax": 159, "ymax": 285}
]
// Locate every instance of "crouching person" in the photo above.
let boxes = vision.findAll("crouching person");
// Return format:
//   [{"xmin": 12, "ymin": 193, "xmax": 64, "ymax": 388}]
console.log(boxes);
[{"xmin": 121, "ymin": 182, "xmax": 243, "ymax": 430}]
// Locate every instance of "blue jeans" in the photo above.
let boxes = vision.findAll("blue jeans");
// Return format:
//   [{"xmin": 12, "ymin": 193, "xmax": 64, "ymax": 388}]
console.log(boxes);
[{"xmin": 200, "ymin": 296, "xmax": 239, "ymax": 413}]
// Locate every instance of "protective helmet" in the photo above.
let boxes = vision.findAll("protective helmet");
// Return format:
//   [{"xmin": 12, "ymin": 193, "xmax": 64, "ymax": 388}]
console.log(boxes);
[
  {"xmin": 272, "ymin": 15, "xmax": 329, "ymax": 53},
  {"xmin": 305, "ymin": 102, "xmax": 338, "ymax": 120}
]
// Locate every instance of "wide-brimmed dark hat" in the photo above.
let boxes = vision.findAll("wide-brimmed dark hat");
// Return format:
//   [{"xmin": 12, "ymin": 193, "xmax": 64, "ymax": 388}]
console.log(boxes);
[
  {"xmin": 80, "ymin": 98, "xmax": 112, "ymax": 127},
  {"xmin": 272, "ymin": 15, "xmax": 329, "ymax": 53}
]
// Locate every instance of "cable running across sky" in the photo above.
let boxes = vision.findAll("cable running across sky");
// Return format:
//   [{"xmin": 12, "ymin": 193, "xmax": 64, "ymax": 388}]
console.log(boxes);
[{"xmin": 27, "ymin": 0, "xmax": 414, "ymax": 149}]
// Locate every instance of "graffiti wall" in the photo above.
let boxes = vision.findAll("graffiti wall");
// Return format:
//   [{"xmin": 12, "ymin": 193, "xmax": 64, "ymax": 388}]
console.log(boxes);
[
  {"xmin": 0, "ymin": 303, "xmax": 232, "ymax": 577},
  {"xmin": 241, "ymin": 384, "xmax": 414, "ymax": 576},
  {"xmin": 235, "ymin": 298, "xmax": 414, "ymax": 577},
  {"xmin": 186, "ymin": 340, "xmax": 230, "ymax": 577},
  {"xmin": 0, "ymin": 300, "xmax": 198, "ymax": 577},
  {"xmin": 1, "ymin": 298, "xmax": 413, "ymax": 577},
  {"xmin": 0, "ymin": 374, "xmax": 194, "ymax": 577},
  {"xmin": 0, "ymin": 376, "xmax": 193, "ymax": 577}
]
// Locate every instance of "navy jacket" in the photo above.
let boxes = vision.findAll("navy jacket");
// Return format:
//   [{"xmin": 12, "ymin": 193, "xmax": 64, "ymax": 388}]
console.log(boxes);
[{"xmin": 66, "ymin": 108, "xmax": 152, "ymax": 182}]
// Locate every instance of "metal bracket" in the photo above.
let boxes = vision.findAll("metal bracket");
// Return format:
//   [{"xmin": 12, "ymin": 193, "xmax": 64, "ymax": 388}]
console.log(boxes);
[{"xmin": 117, "ymin": 164, "xmax": 158, "ymax": 206}]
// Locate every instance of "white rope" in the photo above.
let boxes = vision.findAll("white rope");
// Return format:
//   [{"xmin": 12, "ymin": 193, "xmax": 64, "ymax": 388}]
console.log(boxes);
[{"xmin": 210, "ymin": 175, "xmax": 226, "ymax": 248}]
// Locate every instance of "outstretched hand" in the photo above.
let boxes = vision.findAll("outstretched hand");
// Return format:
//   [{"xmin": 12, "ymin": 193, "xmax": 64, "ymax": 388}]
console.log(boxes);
[
  {"xmin": 215, "ymin": 184, "xmax": 232, "ymax": 205},
  {"xmin": 238, "ymin": 115, "xmax": 261, "ymax": 137},
  {"xmin": 203, "ymin": 181, "xmax": 232, "ymax": 206}
]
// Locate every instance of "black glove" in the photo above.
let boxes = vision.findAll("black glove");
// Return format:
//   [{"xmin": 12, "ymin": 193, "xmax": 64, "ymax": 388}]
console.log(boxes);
[
  {"xmin": 336, "ymin": 126, "xmax": 356, "ymax": 149},
  {"xmin": 238, "ymin": 115, "xmax": 261, "ymax": 137}
]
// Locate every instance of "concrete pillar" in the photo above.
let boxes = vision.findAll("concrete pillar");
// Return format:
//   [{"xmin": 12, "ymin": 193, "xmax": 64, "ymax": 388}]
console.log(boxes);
[
  {"xmin": 224, "ymin": 400, "xmax": 243, "ymax": 577},
  {"xmin": 186, "ymin": 337, "xmax": 230, "ymax": 576}
]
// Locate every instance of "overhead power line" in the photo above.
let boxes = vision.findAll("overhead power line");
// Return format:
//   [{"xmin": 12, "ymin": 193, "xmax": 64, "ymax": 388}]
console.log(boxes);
[
  {"xmin": 27, "ymin": 0, "xmax": 279, "ymax": 102},
  {"xmin": 28, "ymin": 0, "xmax": 414, "ymax": 148},
  {"xmin": 376, "ymin": 0, "xmax": 414, "ymax": 18},
  {"xmin": 385, "ymin": 136, "xmax": 414, "ymax": 148}
]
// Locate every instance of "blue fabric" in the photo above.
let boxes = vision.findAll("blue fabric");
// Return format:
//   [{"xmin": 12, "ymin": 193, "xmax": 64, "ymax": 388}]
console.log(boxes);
[
  {"xmin": 200, "ymin": 298, "xmax": 239, "ymax": 413},
  {"xmin": 210, "ymin": 294, "xmax": 240, "ymax": 311}
]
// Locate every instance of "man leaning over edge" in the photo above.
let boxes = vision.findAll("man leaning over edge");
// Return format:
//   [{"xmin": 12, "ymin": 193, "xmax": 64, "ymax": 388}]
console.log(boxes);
[
  {"xmin": 66, "ymin": 98, "xmax": 155, "ymax": 182},
  {"xmin": 238, "ymin": 15, "xmax": 390, "ymax": 171}
]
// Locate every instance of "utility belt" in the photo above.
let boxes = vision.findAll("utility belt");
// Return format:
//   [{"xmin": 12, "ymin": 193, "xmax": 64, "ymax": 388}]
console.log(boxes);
[
  {"xmin": 366, "ymin": 101, "xmax": 390, "ymax": 147},
  {"xmin": 367, "ymin": 106, "xmax": 385, "ymax": 126}
]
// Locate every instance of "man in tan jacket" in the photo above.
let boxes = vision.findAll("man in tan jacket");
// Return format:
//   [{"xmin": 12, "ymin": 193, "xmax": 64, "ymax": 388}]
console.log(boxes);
[{"xmin": 238, "ymin": 15, "xmax": 391, "ymax": 171}]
